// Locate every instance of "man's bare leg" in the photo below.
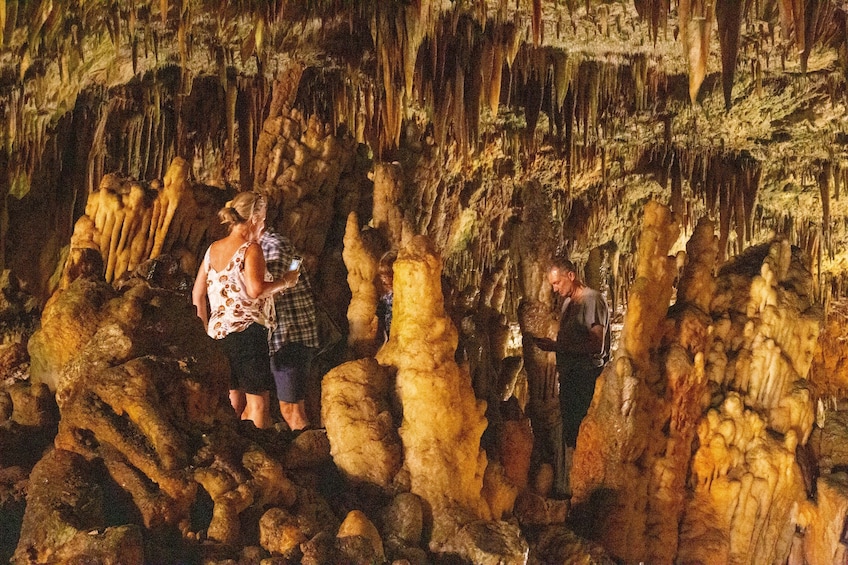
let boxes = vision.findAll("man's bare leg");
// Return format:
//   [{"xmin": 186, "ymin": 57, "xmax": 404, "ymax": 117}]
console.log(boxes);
[{"xmin": 280, "ymin": 400, "xmax": 310, "ymax": 431}]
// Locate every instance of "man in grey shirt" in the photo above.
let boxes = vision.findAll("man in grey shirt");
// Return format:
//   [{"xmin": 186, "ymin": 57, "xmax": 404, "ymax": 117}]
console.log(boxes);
[{"xmin": 533, "ymin": 255, "xmax": 610, "ymax": 448}]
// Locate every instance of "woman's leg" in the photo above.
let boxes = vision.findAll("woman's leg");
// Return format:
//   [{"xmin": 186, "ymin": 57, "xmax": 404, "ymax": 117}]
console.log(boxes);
[
  {"xmin": 244, "ymin": 391, "xmax": 271, "ymax": 429},
  {"xmin": 229, "ymin": 389, "xmax": 246, "ymax": 418}
]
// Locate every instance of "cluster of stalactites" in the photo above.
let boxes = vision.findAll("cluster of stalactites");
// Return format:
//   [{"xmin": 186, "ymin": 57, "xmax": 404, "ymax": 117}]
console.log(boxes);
[
  {"xmin": 638, "ymin": 0, "xmax": 841, "ymax": 107},
  {"xmin": 360, "ymin": 2, "xmax": 665, "ymax": 157},
  {"xmin": 812, "ymin": 158, "xmax": 848, "ymax": 263},
  {"xmin": 636, "ymin": 144, "xmax": 761, "ymax": 262}
]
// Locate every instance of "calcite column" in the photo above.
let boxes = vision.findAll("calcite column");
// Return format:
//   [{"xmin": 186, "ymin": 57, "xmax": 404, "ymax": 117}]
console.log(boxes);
[
  {"xmin": 342, "ymin": 212, "xmax": 380, "ymax": 357},
  {"xmin": 372, "ymin": 161, "xmax": 407, "ymax": 246},
  {"xmin": 570, "ymin": 200, "xmax": 683, "ymax": 563},
  {"xmin": 376, "ymin": 236, "xmax": 490, "ymax": 543}
]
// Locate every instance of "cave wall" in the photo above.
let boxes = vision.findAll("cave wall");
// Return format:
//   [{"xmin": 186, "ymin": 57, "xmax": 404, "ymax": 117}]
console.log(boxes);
[
  {"xmin": 1, "ymin": 1, "xmax": 846, "ymax": 312},
  {"xmin": 2, "ymin": 1, "xmax": 848, "ymax": 563}
]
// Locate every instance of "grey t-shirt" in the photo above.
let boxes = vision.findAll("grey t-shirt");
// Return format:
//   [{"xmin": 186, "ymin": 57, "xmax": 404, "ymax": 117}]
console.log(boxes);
[{"xmin": 557, "ymin": 287, "xmax": 610, "ymax": 368}]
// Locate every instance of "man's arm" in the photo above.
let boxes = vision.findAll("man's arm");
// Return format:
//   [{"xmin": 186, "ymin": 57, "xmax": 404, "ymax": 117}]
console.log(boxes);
[
  {"xmin": 191, "ymin": 261, "xmax": 209, "ymax": 329},
  {"xmin": 553, "ymin": 325, "xmax": 603, "ymax": 355},
  {"xmin": 585, "ymin": 324, "xmax": 605, "ymax": 355},
  {"xmin": 261, "ymin": 234, "xmax": 290, "ymax": 280}
]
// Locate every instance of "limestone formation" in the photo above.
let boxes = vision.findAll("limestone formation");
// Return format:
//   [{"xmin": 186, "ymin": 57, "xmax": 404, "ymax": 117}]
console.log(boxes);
[
  {"xmin": 4, "ymin": 1, "xmax": 848, "ymax": 563},
  {"xmin": 82, "ymin": 157, "xmax": 230, "ymax": 284},
  {"xmin": 254, "ymin": 102, "xmax": 360, "ymax": 261},
  {"xmin": 321, "ymin": 357, "xmax": 402, "ymax": 488},
  {"xmin": 376, "ymin": 236, "xmax": 490, "ymax": 542},
  {"xmin": 15, "ymin": 266, "xmax": 306, "ymax": 562},
  {"xmin": 572, "ymin": 201, "xmax": 827, "ymax": 564},
  {"xmin": 342, "ymin": 212, "xmax": 382, "ymax": 358}
]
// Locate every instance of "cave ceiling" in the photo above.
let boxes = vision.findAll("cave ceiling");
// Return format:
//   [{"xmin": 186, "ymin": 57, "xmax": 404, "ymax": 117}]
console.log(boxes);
[{"xmin": 1, "ymin": 0, "xmax": 848, "ymax": 303}]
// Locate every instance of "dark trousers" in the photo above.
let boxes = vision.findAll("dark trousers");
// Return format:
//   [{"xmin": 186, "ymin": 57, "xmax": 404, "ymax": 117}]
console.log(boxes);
[
  {"xmin": 549, "ymin": 357, "xmax": 603, "ymax": 498},
  {"xmin": 558, "ymin": 357, "xmax": 603, "ymax": 448}
]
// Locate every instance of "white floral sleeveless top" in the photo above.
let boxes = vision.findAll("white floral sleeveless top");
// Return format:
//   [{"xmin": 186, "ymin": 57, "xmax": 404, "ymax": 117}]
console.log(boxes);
[{"xmin": 205, "ymin": 241, "xmax": 275, "ymax": 340}]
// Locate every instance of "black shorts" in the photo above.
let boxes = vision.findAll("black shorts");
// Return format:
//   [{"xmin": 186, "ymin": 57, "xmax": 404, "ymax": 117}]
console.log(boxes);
[
  {"xmin": 271, "ymin": 343, "xmax": 315, "ymax": 403},
  {"xmin": 220, "ymin": 323, "xmax": 273, "ymax": 395}
]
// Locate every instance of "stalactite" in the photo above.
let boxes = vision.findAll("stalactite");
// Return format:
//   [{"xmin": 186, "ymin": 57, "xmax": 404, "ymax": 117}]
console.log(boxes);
[
  {"xmin": 716, "ymin": 0, "xmax": 745, "ymax": 110},
  {"xmin": 551, "ymin": 50, "xmax": 568, "ymax": 119},
  {"xmin": 532, "ymin": 0, "xmax": 542, "ymax": 46},
  {"xmin": 819, "ymin": 162, "xmax": 832, "ymax": 259},
  {"xmin": 671, "ymin": 152, "xmax": 684, "ymax": 217},
  {"xmin": 633, "ymin": 0, "xmax": 669, "ymax": 41},
  {"xmin": 480, "ymin": 39, "xmax": 495, "ymax": 120},
  {"xmin": 524, "ymin": 67, "xmax": 543, "ymax": 136},
  {"xmin": 680, "ymin": 0, "xmax": 715, "ymax": 104},
  {"xmin": 743, "ymin": 161, "xmax": 760, "ymax": 243},
  {"xmin": 0, "ymin": 0, "xmax": 7, "ymax": 47},
  {"xmin": 801, "ymin": 0, "xmax": 835, "ymax": 73},
  {"xmin": 779, "ymin": 0, "xmax": 806, "ymax": 65},
  {"xmin": 734, "ymin": 176, "xmax": 746, "ymax": 248},
  {"xmin": 489, "ymin": 27, "xmax": 504, "ymax": 116}
]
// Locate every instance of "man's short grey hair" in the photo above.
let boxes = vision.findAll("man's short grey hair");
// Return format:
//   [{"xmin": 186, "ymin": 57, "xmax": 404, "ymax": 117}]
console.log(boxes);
[{"xmin": 550, "ymin": 255, "xmax": 576, "ymax": 274}]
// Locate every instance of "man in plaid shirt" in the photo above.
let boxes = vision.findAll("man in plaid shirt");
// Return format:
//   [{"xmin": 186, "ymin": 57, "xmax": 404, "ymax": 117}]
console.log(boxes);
[{"xmin": 260, "ymin": 227, "xmax": 321, "ymax": 431}]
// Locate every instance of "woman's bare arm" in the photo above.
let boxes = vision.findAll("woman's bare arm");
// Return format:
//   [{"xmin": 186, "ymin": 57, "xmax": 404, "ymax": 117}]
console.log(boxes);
[{"xmin": 243, "ymin": 243, "xmax": 297, "ymax": 299}]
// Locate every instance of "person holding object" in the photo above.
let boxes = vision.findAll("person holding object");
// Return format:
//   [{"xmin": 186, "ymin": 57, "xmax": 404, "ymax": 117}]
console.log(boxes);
[
  {"xmin": 531, "ymin": 255, "xmax": 610, "ymax": 448},
  {"xmin": 260, "ymin": 226, "xmax": 320, "ymax": 432},
  {"xmin": 192, "ymin": 192, "xmax": 298, "ymax": 429}
]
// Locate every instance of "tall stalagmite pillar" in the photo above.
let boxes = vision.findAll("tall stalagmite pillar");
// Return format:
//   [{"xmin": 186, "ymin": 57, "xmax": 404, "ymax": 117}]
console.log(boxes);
[
  {"xmin": 376, "ymin": 235, "xmax": 490, "ymax": 543},
  {"xmin": 570, "ymin": 200, "xmax": 681, "ymax": 563}
]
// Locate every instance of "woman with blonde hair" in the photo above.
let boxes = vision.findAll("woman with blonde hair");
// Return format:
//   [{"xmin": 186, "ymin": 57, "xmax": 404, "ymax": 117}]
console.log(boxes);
[{"xmin": 192, "ymin": 192, "xmax": 298, "ymax": 429}]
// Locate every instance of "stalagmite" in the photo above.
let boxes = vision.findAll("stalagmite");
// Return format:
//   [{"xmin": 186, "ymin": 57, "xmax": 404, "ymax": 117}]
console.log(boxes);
[
  {"xmin": 372, "ymin": 161, "xmax": 408, "ymax": 247},
  {"xmin": 570, "ymin": 201, "xmax": 681, "ymax": 563},
  {"xmin": 619, "ymin": 201, "xmax": 680, "ymax": 373},
  {"xmin": 342, "ymin": 212, "xmax": 380, "ymax": 358},
  {"xmin": 375, "ymin": 236, "xmax": 490, "ymax": 545},
  {"xmin": 321, "ymin": 357, "xmax": 402, "ymax": 488},
  {"xmin": 337, "ymin": 510, "xmax": 385, "ymax": 561}
]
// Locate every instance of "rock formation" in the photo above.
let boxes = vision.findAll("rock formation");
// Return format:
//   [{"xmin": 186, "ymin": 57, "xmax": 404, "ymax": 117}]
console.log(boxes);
[{"xmin": 2, "ymin": 0, "xmax": 848, "ymax": 563}]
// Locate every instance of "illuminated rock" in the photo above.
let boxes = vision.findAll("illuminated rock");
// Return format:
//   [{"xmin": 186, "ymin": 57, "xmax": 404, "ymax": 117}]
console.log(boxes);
[
  {"xmin": 376, "ymin": 235, "xmax": 491, "ymax": 544},
  {"xmin": 321, "ymin": 357, "xmax": 402, "ymax": 488}
]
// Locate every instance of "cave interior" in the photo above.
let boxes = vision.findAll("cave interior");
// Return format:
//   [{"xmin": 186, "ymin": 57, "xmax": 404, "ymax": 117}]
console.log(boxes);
[{"xmin": 2, "ymin": 0, "xmax": 848, "ymax": 563}]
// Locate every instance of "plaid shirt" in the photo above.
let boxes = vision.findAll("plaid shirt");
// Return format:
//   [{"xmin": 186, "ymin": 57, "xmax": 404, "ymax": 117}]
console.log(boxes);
[{"xmin": 260, "ymin": 229, "xmax": 321, "ymax": 353}]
